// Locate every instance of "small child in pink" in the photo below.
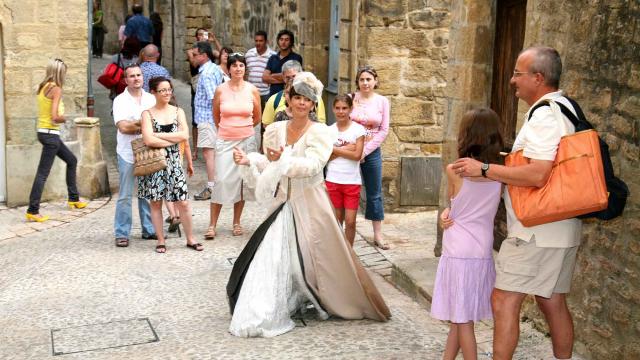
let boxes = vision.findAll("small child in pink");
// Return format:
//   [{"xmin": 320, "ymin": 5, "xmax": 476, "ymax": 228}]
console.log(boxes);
[
  {"xmin": 326, "ymin": 94, "xmax": 366, "ymax": 246},
  {"xmin": 431, "ymin": 108, "xmax": 504, "ymax": 359}
]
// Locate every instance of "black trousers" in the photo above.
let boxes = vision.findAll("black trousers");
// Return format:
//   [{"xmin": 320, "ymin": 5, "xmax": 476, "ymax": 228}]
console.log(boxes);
[
  {"xmin": 92, "ymin": 27, "xmax": 105, "ymax": 57},
  {"xmin": 28, "ymin": 133, "xmax": 79, "ymax": 214}
]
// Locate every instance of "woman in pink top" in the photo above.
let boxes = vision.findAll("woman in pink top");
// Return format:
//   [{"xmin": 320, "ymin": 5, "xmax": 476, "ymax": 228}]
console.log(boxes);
[
  {"xmin": 350, "ymin": 66, "xmax": 390, "ymax": 249},
  {"xmin": 210, "ymin": 53, "xmax": 261, "ymax": 239}
]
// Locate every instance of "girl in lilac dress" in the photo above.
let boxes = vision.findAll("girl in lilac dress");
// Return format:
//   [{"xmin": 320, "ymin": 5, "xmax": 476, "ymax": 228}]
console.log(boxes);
[{"xmin": 431, "ymin": 108, "xmax": 504, "ymax": 360}]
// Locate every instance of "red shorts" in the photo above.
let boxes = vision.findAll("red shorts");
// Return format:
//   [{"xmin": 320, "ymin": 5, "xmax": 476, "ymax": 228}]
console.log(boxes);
[{"xmin": 326, "ymin": 181, "xmax": 361, "ymax": 210}]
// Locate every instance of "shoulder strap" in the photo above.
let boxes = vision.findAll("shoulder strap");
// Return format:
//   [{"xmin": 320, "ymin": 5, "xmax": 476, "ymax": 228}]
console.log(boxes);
[
  {"xmin": 526, "ymin": 98, "xmax": 589, "ymax": 130},
  {"xmin": 564, "ymin": 96, "xmax": 594, "ymax": 129},
  {"xmin": 526, "ymin": 101, "xmax": 551, "ymax": 122},
  {"xmin": 274, "ymin": 90, "xmax": 284, "ymax": 110},
  {"xmin": 43, "ymin": 83, "xmax": 57, "ymax": 97}
]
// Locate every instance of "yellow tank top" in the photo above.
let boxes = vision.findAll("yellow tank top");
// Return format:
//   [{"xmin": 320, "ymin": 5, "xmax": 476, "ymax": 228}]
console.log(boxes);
[{"xmin": 37, "ymin": 83, "xmax": 65, "ymax": 130}]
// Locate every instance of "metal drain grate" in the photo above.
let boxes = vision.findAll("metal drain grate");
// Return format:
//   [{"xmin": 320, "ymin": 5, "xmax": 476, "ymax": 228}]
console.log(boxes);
[{"xmin": 51, "ymin": 318, "xmax": 159, "ymax": 356}]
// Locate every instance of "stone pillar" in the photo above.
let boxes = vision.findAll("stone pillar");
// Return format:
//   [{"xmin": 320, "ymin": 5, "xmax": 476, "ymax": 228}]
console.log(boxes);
[{"xmin": 74, "ymin": 117, "xmax": 109, "ymax": 198}]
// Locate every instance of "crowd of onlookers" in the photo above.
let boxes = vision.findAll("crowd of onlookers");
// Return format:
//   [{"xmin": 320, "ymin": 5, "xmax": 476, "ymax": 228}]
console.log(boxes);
[{"xmin": 90, "ymin": 3, "xmax": 392, "ymax": 253}]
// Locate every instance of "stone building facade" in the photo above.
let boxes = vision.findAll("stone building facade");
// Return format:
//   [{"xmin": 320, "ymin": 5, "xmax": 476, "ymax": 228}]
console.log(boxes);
[
  {"xmin": 107, "ymin": 1, "xmax": 637, "ymax": 358},
  {"xmin": 0, "ymin": 0, "xmax": 89, "ymax": 206}
]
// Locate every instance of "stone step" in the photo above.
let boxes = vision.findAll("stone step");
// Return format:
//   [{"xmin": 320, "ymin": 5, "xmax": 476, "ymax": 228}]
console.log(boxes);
[{"xmin": 390, "ymin": 257, "xmax": 439, "ymax": 310}]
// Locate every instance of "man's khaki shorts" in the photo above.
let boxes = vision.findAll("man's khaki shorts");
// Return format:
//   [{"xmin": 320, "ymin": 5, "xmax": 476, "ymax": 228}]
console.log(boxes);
[
  {"xmin": 494, "ymin": 237, "xmax": 578, "ymax": 298},
  {"xmin": 197, "ymin": 122, "xmax": 217, "ymax": 149}
]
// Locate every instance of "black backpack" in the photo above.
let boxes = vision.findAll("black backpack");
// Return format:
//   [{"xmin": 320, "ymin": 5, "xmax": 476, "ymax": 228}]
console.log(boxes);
[{"xmin": 527, "ymin": 96, "xmax": 629, "ymax": 220}]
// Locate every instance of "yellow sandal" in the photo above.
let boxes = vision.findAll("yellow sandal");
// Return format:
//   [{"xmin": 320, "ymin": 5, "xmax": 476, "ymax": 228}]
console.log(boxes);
[
  {"xmin": 26, "ymin": 213, "xmax": 49, "ymax": 222},
  {"xmin": 68, "ymin": 200, "xmax": 88, "ymax": 209}
]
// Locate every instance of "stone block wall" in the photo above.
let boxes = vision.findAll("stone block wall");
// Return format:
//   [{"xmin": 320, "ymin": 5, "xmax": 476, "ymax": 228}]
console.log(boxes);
[
  {"xmin": 1, "ymin": 0, "xmax": 89, "ymax": 206},
  {"xmin": 101, "ymin": 0, "xmax": 127, "ymax": 55},
  {"xmin": 518, "ymin": 1, "xmax": 640, "ymax": 358},
  {"xmin": 354, "ymin": 1, "xmax": 450, "ymax": 210},
  {"xmin": 204, "ymin": 0, "xmax": 328, "ymax": 82}
]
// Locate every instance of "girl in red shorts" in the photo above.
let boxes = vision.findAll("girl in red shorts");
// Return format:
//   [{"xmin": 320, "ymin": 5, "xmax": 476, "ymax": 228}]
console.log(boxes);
[{"xmin": 326, "ymin": 95, "xmax": 366, "ymax": 245}]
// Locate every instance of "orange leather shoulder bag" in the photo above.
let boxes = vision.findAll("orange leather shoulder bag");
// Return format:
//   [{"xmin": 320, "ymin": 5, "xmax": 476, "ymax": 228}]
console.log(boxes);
[{"xmin": 505, "ymin": 100, "xmax": 608, "ymax": 227}]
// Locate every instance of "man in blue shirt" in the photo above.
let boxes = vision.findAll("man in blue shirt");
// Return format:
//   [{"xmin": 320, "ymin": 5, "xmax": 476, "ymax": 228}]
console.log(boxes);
[
  {"xmin": 192, "ymin": 42, "xmax": 223, "ymax": 205},
  {"xmin": 139, "ymin": 44, "xmax": 171, "ymax": 92},
  {"xmin": 124, "ymin": 4, "xmax": 154, "ymax": 53},
  {"xmin": 262, "ymin": 29, "xmax": 303, "ymax": 96}
]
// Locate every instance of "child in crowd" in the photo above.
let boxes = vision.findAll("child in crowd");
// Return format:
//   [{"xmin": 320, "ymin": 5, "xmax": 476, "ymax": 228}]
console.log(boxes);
[
  {"xmin": 431, "ymin": 108, "xmax": 504, "ymax": 360},
  {"xmin": 326, "ymin": 95, "xmax": 366, "ymax": 246}
]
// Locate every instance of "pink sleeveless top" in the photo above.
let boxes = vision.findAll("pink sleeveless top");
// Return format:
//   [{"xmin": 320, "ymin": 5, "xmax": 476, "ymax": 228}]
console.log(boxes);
[
  {"xmin": 442, "ymin": 179, "xmax": 502, "ymax": 259},
  {"xmin": 218, "ymin": 83, "xmax": 254, "ymax": 140}
]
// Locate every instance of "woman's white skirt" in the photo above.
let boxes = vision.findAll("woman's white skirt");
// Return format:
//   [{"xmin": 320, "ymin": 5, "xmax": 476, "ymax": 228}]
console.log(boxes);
[{"xmin": 211, "ymin": 136, "xmax": 256, "ymax": 204}]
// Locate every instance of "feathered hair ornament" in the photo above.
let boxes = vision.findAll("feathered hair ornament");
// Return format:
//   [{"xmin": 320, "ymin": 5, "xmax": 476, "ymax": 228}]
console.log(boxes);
[{"xmin": 292, "ymin": 72, "xmax": 324, "ymax": 103}]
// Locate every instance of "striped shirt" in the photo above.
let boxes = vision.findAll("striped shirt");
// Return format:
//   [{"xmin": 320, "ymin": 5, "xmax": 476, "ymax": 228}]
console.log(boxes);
[
  {"xmin": 245, "ymin": 47, "xmax": 276, "ymax": 96},
  {"xmin": 194, "ymin": 61, "xmax": 224, "ymax": 125}
]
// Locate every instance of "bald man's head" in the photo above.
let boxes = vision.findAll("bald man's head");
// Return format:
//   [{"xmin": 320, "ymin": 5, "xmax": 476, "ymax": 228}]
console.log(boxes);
[{"xmin": 142, "ymin": 44, "xmax": 160, "ymax": 60}]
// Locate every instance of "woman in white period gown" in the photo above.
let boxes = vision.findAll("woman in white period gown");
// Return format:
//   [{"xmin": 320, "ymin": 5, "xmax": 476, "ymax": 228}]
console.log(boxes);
[{"xmin": 227, "ymin": 72, "xmax": 391, "ymax": 338}]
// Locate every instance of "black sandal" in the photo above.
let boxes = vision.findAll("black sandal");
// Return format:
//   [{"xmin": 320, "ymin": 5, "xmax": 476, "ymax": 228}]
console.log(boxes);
[
  {"xmin": 155, "ymin": 244, "xmax": 167, "ymax": 253},
  {"xmin": 186, "ymin": 242, "xmax": 204, "ymax": 251},
  {"xmin": 168, "ymin": 217, "xmax": 181, "ymax": 233},
  {"xmin": 115, "ymin": 238, "xmax": 129, "ymax": 247}
]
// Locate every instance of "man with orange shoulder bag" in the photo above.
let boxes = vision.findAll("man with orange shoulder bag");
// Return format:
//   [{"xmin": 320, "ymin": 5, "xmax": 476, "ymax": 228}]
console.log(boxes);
[{"xmin": 452, "ymin": 47, "xmax": 584, "ymax": 360}]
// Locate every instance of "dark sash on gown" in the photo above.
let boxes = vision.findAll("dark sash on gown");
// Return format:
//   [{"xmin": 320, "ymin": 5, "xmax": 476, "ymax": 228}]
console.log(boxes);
[{"xmin": 226, "ymin": 202, "xmax": 286, "ymax": 314}]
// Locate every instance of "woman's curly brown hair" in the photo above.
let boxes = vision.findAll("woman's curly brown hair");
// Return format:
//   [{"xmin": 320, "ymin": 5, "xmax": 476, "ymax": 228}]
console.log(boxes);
[{"xmin": 457, "ymin": 108, "xmax": 504, "ymax": 164}]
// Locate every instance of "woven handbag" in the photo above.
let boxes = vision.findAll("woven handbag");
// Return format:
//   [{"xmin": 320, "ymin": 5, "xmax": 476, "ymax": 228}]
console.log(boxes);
[
  {"xmin": 131, "ymin": 137, "xmax": 167, "ymax": 176},
  {"xmin": 506, "ymin": 128, "xmax": 608, "ymax": 227}
]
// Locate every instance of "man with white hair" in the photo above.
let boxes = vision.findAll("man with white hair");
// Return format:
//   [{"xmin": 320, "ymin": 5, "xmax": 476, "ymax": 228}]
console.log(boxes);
[{"xmin": 261, "ymin": 60, "xmax": 326, "ymax": 127}]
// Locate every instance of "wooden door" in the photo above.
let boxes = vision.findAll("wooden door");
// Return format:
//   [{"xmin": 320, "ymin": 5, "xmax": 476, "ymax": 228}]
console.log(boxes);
[
  {"xmin": 491, "ymin": 0, "xmax": 527, "ymax": 251},
  {"xmin": 490, "ymin": 0, "xmax": 527, "ymax": 147}
]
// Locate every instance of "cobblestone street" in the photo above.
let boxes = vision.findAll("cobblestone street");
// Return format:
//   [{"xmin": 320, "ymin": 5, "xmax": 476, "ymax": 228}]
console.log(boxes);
[
  {"xmin": 0, "ymin": 195, "xmax": 452, "ymax": 359},
  {"xmin": 0, "ymin": 57, "xmax": 571, "ymax": 360}
]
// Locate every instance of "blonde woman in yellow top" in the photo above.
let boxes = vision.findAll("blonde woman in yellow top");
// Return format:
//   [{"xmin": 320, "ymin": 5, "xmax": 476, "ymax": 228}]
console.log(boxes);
[{"xmin": 26, "ymin": 58, "xmax": 87, "ymax": 222}]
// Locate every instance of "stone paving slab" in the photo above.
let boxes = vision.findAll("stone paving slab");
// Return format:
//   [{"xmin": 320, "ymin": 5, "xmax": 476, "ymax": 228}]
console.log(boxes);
[
  {"xmin": 51, "ymin": 318, "xmax": 158, "ymax": 356},
  {"xmin": 0, "ymin": 196, "xmax": 111, "ymax": 243}
]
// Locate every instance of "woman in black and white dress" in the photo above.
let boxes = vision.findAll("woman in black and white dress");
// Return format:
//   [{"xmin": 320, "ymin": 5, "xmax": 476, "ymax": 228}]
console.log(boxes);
[{"xmin": 138, "ymin": 76, "xmax": 203, "ymax": 253}]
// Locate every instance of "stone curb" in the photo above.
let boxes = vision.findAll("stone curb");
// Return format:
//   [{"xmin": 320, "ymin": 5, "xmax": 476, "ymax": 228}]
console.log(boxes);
[
  {"xmin": 390, "ymin": 258, "xmax": 439, "ymax": 310},
  {"xmin": 0, "ymin": 196, "xmax": 112, "ymax": 242}
]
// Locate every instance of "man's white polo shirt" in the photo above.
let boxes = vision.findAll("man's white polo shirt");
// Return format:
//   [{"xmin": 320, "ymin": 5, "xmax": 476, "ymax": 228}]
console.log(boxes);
[
  {"xmin": 504, "ymin": 90, "xmax": 582, "ymax": 248},
  {"xmin": 112, "ymin": 87, "xmax": 156, "ymax": 163}
]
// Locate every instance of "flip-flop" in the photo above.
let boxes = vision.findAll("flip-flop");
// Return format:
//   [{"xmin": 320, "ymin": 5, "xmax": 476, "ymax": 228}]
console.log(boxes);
[
  {"xmin": 186, "ymin": 243, "xmax": 204, "ymax": 251},
  {"xmin": 155, "ymin": 244, "xmax": 167, "ymax": 253},
  {"xmin": 374, "ymin": 238, "xmax": 390, "ymax": 250}
]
